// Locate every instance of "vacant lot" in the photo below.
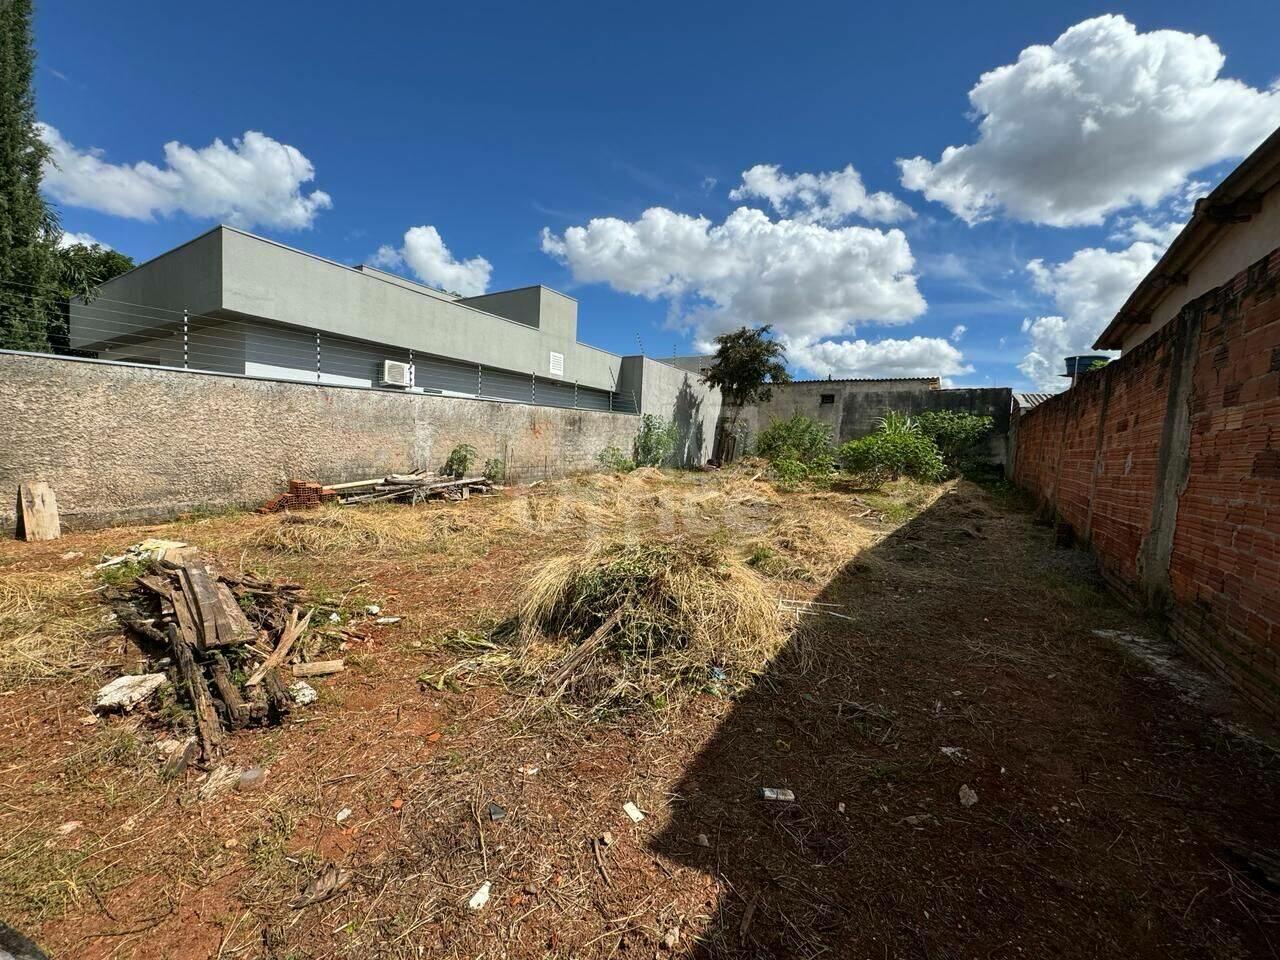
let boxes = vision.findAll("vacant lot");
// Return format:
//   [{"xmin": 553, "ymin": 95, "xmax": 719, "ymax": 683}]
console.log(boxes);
[{"xmin": 1, "ymin": 468, "xmax": 1277, "ymax": 959}]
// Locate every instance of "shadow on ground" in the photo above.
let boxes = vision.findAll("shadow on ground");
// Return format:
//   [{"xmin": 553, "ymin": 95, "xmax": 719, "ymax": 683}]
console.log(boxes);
[{"xmin": 652, "ymin": 484, "xmax": 1280, "ymax": 959}]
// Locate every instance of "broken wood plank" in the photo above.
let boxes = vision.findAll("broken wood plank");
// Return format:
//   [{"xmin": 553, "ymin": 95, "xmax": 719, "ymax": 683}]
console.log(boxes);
[
  {"xmin": 180, "ymin": 562, "xmax": 224, "ymax": 650},
  {"xmin": 547, "ymin": 608, "xmax": 624, "ymax": 691},
  {"xmin": 291, "ymin": 659, "xmax": 344, "ymax": 678},
  {"xmin": 212, "ymin": 580, "xmax": 255, "ymax": 647},
  {"xmin": 261, "ymin": 666, "xmax": 294, "ymax": 721},
  {"xmin": 16, "ymin": 482, "xmax": 60, "ymax": 542},
  {"xmin": 166, "ymin": 623, "xmax": 223, "ymax": 760},
  {"xmin": 207, "ymin": 652, "xmax": 250, "ymax": 728},
  {"xmin": 245, "ymin": 608, "xmax": 311, "ymax": 686}
]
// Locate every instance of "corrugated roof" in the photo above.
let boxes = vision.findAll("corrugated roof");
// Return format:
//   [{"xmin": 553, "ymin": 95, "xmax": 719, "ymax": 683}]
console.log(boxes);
[{"xmin": 1014, "ymin": 392, "xmax": 1053, "ymax": 410}]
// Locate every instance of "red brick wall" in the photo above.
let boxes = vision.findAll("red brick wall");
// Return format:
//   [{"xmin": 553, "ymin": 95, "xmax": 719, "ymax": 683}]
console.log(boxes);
[{"xmin": 1013, "ymin": 247, "xmax": 1280, "ymax": 717}]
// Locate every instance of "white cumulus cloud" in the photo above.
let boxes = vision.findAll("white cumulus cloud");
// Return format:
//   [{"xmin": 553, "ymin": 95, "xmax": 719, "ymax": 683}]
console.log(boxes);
[
  {"xmin": 371, "ymin": 225, "xmax": 492, "ymax": 297},
  {"xmin": 789, "ymin": 336, "xmax": 972, "ymax": 380},
  {"xmin": 38, "ymin": 124, "xmax": 332, "ymax": 230},
  {"xmin": 898, "ymin": 15, "xmax": 1280, "ymax": 226},
  {"xmin": 541, "ymin": 205, "xmax": 925, "ymax": 348},
  {"xmin": 1019, "ymin": 241, "xmax": 1165, "ymax": 389},
  {"xmin": 731, "ymin": 163, "xmax": 913, "ymax": 224}
]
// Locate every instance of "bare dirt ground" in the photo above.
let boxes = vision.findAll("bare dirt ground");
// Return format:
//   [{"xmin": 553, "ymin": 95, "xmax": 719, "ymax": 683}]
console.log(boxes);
[{"xmin": 1, "ymin": 469, "xmax": 1278, "ymax": 959}]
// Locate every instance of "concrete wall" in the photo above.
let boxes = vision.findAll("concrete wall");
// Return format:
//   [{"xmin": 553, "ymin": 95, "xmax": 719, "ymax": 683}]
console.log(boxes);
[
  {"xmin": 1013, "ymin": 244, "xmax": 1280, "ymax": 718},
  {"xmin": 1127, "ymin": 188, "xmax": 1280, "ymax": 353},
  {"xmin": 618, "ymin": 357, "xmax": 723, "ymax": 466},
  {"xmin": 0, "ymin": 353, "xmax": 645, "ymax": 530},
  {"xmin": 736, "ymin": 380, "xmax": 1010, "ymax": 464}
]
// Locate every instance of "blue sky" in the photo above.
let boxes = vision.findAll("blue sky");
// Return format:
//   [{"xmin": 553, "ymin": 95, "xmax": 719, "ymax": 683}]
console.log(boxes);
[{"xmin": 35, "ymin": 2, "xmax": 1280, "ymax": 390}]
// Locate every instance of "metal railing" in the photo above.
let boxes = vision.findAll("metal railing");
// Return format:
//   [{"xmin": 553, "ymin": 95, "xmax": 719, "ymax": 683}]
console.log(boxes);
[{"xmin": 0, "ymin": 285, "xmax": 640, "ymax": 415}]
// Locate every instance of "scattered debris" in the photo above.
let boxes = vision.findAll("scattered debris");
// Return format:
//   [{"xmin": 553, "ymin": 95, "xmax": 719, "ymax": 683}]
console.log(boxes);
[
  {"xmin": 237, "ymin": 766, "xmax": 268, "ymax": 791},
  {"xmin": 364, "ymin": 604, "xmax": 381, "ymax": 615},
  {"xmin": 761, "ymin": 787, "xmax": 796, "ymax": 802},
  {"xmin": 94, "ymin": 673, "xmax": 168, "ymax": 712},
  {"xmin": 260, "ymin": 470, "xmax": 493, "ymax": 512},
  {"xmin": 374, "ymin": 616, "xmax": 401, "ymax": 625},
  {"xmin": 777, "ymin": 597, "xmax": 854, "ymax": 621},
  {"xmin": 623, "ymin": 801, "xmax": 646, "ymax": 823},
  {"xmin": 696, "ymin": 833, "xmax": 711, "ymax": 847},
  {"xmin": 959, "ymin": 784, "xmax": 978, "ymax": 808},
  {"xmin": 662, "ymin": 926, "xmax": 681, "ymax": 950},
  {"xmin": 903, "ymin": 813, "xmax": 937, "ymax": 827},
  {"xmin": 16, "ymin": 481, "xmax": 60, "ymax": 542},
  {"xmin": 467, "ymin": 880, "xmax": 492, "ymax": 911},
  {"xmin": 837, "ymin": 802, "xmax": 846, "ymax": 814},
  {"xmin": 292, "ymin": 862, "xmax": 350, "ymax": 909},
  {"xmin": 96, "ymin": 538, "xmax": 190, "ymax": 569},
  {"xmin": 289, "ymin": 680, "xmax": 317, "ymax": 705},
  {"xmin": 105, "ymin": 550, "xmax": 329, "ymax": 759},
  {"xmin": 940, "ymin": 746, "xmax": 967, "ymax": 762},
  {"xmin": 56, "ymin": 821, "xmax": 80, "ymax": 835},
  {"xmin": 160, "ymin": 737, "xmax": 198, "ymax": 779},
  {"xmin": 336, "ymin": 808, "xmax": 352, "ymax": 824},
  {"xmin": 486, "ymin": 802, "xmax": 507, "ymax": 822},
  {"xmin": 59, "ymin": 550, "xmax": 82, "ymax": 561}
]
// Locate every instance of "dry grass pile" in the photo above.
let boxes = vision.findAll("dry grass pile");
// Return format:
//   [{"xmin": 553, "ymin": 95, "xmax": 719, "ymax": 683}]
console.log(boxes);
[
  {"xmin": 749, "ymin": 503, "xmax": 880, "ymax": 581},
  {"xmin": 248, "ymin": 504, "xmax": 479, "ymax": 555},
  {"xmin": 513, "ymin": 539, "xmax": 786, "ymax": 713},
  {"xmin": 0, "ymin": 571, "xmax": 103, "ymax": 685}
]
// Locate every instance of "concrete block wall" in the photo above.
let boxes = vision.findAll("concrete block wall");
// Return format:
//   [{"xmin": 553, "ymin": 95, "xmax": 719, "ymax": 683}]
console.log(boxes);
[
  {"xmin": 1012, "ymin": 246, "xmax": 1280, "ymax": 717},
  {"xmin": 0, "ymin": 354, "xmax": 645, "ymax": 530}
]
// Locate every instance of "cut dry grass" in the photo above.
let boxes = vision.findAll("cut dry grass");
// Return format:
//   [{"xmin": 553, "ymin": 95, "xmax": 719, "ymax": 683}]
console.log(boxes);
[
  {"xmin": 512, "ymin": 539, "xmax": 787, "ymax": 714},
  {"xmin": 0, "ymin": 570, "xmax": 104, "ymax": 686},
  {"xmin": 248, "ymin": 504, "xmax": 481, "ymax": 555}
]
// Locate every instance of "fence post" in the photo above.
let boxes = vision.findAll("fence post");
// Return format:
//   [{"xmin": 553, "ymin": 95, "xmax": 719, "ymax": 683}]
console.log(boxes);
[
  {"xmin": 182, "ymin": 309, "xmax": 189, "ymax": 369},
  {"xmin": 531, "ymin": 371, "xmax": 536, "ymax": 404},
  {"xmin": 408, "ymin": 348, "xmax": 415, "ymax": 389},
  {"xmin": 609, "ymin": 391, "xmax": 614, "ymax": 413},
  {"xmin": 574, "ymin": 381, "xmax": 579, "ymax": 409},
  {"xmin": 315, "ymin": 333, "xmax": 321, "ymax": 383},
  {"xmin": 477, "ymin": 364, "xmax": 482, "ymax": 397}
]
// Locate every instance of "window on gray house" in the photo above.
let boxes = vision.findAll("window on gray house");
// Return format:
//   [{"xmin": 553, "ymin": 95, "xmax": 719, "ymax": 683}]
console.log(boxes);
[{"xmin": 820, "ymin": 393, "xmax": 835, "ymax": 405}]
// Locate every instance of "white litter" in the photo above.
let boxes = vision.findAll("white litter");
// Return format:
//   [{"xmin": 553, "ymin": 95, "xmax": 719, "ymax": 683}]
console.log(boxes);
[
  {"xmin": 940, "ymin": 746, "xmax": 967, "ymax": 762},
  {"xmin": 468, "ymin": 880, "xmax": 491, "ymax": 910},
  {"xmin": 623, "ymin": 801, "xmax": 645, "ymax": 823},
  {"xmin": 95, "ymin": 673, "xmax": 168, "ymax": 711},
  {"xmin": 760, "ymin": 787, "xmax": 796, "ymax": 802},
  {"xmin": 364, "ymin": 604, "xmax": 381, "ymax": 615},
  {"xmin": 336, "ymin": 808, "xmax": 352, "ymax": 824},
  {"xmin": 289, "ymin": 680, "xmax": 318, "ymax": 706},
  {"xmin": 95, "ymin": 538, "xmax": 187, "ymax": 569},
  {"xmin": 375, "ymin": 616, "xmax": 401, "ymax": 625},
  {"xmin": 959, "ymin": 784, "xmax": 978, "ymax": 808}
]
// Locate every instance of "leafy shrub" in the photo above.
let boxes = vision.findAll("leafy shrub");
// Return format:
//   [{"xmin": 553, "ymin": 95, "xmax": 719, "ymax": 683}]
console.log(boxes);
[
  {"xmin": 483, "ymin": 457, "xmax": 506, "ymax": 483},
  {"xmin": 755, "ymin": 415, "xmax": 834, "ymax": 469},
  {"xmin": 597, "ymin": 445, "xmax": 636, "ymax": 473},
  {"xmin": 838, "ymin": 431, "xmax": 946, "ymax": 485},
  {"xmin": 443, "ymin": 443, "xmax": 477, "ymax": 478},
  {"xmin": 914, "ymin": 411, "xmax": 993, "ymax": 470},
  {"xmin": 771, "ymin": 458, "xmax": 809, "ymax": 489},
  {"xmin": 633, "ymin": 414, "xmax": 678, "ymax": 467}
]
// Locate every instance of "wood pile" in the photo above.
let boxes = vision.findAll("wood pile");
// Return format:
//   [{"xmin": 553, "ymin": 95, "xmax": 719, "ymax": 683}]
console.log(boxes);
[
  {"xmin": 107, "ymin": 552, "xmax": 341, "ymax": 761},
  {"xmin": 259, "ymin": 469, "xmax": 492, "ymax": 512}
]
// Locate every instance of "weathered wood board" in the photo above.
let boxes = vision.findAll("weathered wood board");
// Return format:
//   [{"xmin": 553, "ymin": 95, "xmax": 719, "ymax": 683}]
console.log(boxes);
[{"xmin": 17, "ymin": 482, "xmax": 60, "ymax": 541}]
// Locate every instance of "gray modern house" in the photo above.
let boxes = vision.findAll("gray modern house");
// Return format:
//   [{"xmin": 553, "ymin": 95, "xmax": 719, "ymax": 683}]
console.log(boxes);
[{"xmin": 69, "ymin": 225, "xmax": 643, "ymax": 413}]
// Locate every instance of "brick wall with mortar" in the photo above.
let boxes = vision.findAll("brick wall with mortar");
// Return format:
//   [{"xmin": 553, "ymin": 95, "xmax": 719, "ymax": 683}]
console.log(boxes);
[
  {"xmin": 1012, "ymin": 247, "xmax": 1280, "ymax": 717},
  {"xmin": 0, "ymin": 353, "xmax": 646, "ymax": 530}
]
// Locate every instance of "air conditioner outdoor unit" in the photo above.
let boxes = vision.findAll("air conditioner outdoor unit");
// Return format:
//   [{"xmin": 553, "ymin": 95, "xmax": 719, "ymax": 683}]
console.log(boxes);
[{"xmin": 380, "ymin": 359, "xmax": 412, "ymax": 388}]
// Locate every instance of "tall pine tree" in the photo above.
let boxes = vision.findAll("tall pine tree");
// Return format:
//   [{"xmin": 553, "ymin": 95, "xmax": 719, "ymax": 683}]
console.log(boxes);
[{"xmin": 0, "ymin": 0, "xmax": 58, "ymax": 350}]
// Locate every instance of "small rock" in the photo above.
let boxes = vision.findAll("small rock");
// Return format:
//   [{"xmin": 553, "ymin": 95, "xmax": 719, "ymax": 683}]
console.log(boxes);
[
  {"xmin": 600, "ymin": 831, "xmax": 615, "ymax": 846},
  {"xmin": 328, "ymin": 612, "xmax": 341, "ymax": 623},
  {"xmin": 662, "ymin": 927, "xmax": 681, "ymax": 950},
  {"xmin": 237, "ymin": 767, "xmax": 269, "ymax": 792},
  {"xmin": 224, "ymin": 838, "xmax": 238, "ymax": 849},
  {"xmin": 904, "ymin": 813, "xmax": 936, "ymax": 826},
  {"xmin": 289, "ymin": 680, "xmax": 318, "ymax": 706},
  {"xmin": 60, "ymin": 550, "xmax": 83, "ymax": 560},
  {"xmin": 468, "ymin": 880, "xmax": 491, "ymax": 910},
  {"xmin": 94, "ymin": 673, "xmax": 168, "ymax": 712},
  {"xmin": 375, "ymin": 616, "xmax": 401, "ymax": 625},
  {"xmin": 57, "ymin": 821, "xmax": 81, "ymax": 835},
  {"xmin": 486, "ymin": 802, "xmax": 507, "ymax": 822},
  {"xmin": 959, "ymin": 784, "xmax": 978, "ymax": 808},
  {"xmin": 837, "ymin": 802, "xmax": 846, "ymax": 814},
  {"xmin": 623, "ymin": 801, "xmax": 645, "ymax": 823},
  {"xmin": 696, "ymin": 833, "xmax": 710, "ymax": 847},
  {"xmin": 941, "ymin": 746, "xmax": 967, "ymax": 762},
  {"xmin": 364, "ymin": 604, "xmax": 381, "ymax": 615},
  {"xmin": 336, "ymin": 808, "xmax": 352, "ymax": 824},
  {"xmin": 760, "ymin": 787, "xmax": 796, "ymax": 802}
]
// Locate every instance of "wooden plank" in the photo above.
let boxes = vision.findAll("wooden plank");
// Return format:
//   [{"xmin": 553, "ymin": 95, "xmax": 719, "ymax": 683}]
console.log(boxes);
[
  {"xmin": 166, "ymin": 624, "xmax": 223, "ymax": 760},
  {"xmin": 261, "ymin": 667, "xmax": 294, "ymax": 721},
  {"xmin": 207, "ymin": 652, "xmax": 250, "ymax": 728},
  {"xmin": 213, "ymin": 581, "xmax": 255, "ymax": 647},
  {"xmin": 245, "ymin": 608, "xmax": 311, "ymax": 687},
  {"xmin": 292, "ymin": 659, "xmax": 344, "ymax": 678},
  {"xmin": 180, "ymin": 563, "xmax": 224, "ymax": 650},
  {"xmin": 17, "ymin": 482, "xmax": 60, "ymax": 542}
]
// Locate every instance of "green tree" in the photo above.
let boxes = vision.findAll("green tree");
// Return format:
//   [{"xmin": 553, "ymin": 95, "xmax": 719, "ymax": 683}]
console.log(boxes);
[
  {"xmin": 48, "ymin": 242, "xmax": 135, "ymax": 353},
  {"xmin": 0, "ymin": 0, "xmax": 59, "ymax": 350},
  {"xmin": 701, "ymin": 325, "xmax": 791, "ymax": 456}
]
